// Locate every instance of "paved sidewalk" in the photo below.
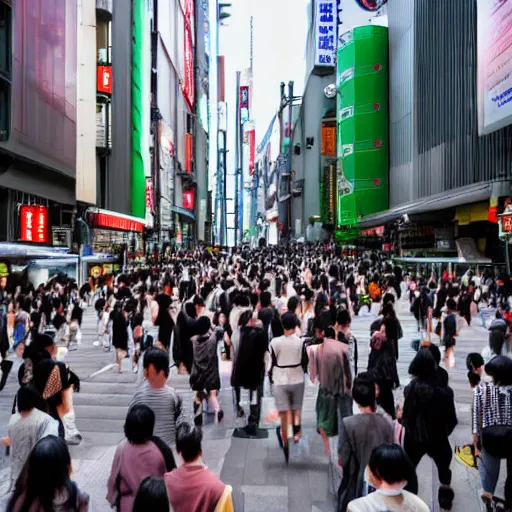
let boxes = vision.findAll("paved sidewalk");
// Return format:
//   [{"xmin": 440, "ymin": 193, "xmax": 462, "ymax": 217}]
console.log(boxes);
[{"xmin": 0, "ymin": 301, "xmax": 507, "ymax": 511}]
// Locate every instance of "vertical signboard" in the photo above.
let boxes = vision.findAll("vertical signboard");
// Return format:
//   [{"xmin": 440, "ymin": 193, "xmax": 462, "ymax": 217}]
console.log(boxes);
[
  {"xmin": 248, "ymin": 129, "xmax": 256, "ymax": 174},
  {"xmin": 314, "ymin": 0, "xmax": 336, "ymax": 67},
  {"xmin": 97, "ymin": 66, "xmax": 113, "ymax": 94},
  {"xmin": 183, "ymin": 0, "xmax": 195, "ymax": 110},
  {"xmin": 477, "ymin": 0, "xmax": 512, "ymax": 135},
  {"xmin": 20, "ymin": 206, "xmax": 50, "ymax": 244}
]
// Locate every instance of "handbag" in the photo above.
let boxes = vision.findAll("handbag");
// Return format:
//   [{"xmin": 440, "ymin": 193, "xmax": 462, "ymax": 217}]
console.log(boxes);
[{"xmin": 482, "ymin": 425, "xmax": 512, "ymax": 459}]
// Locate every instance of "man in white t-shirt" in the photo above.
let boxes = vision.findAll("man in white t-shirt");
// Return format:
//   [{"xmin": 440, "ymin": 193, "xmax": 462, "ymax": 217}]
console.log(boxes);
[{"xmin": 268, "ymin": 312, "xmax": 305, "ymax": 462}]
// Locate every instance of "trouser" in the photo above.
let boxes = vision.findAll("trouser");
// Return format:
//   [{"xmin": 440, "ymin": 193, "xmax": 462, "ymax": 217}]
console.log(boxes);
[
  {"xmin": 404, "ymin": 436, "xmax": 452, "ymax": 494},
  {"xmin": 248, "ymin": 383, "xmax": 263, "ymax": 427},
  {"xmin": 234, "ymin": 385, "xmax": 263, "ymax": 426},
  {"xmin": 377, "ymin": 380, "xmax": 396, "ymax": 420},
  {"xmin": 337, "ymin": 394, "xmax": 353, "ymax": 456},
  {"xmin": 479, "ymin": 447, "xmax": 512, "ymax": 504}
]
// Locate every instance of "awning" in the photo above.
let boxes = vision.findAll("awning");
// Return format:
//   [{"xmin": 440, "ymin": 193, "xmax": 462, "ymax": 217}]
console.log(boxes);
[
  {"xmin": 357, "ymin": 181, "xmax": 505, "ymax": 229},
  {"xmin": 0, "ymin": 243, "xmax": 78, "ymax": 259},
  {"xmin": 171, "ymin": 205, "xmax": 195, "ymax": 221},
  {"xmin": 88, "ymin": 208, "xmax": 145, "ymax": 233}
]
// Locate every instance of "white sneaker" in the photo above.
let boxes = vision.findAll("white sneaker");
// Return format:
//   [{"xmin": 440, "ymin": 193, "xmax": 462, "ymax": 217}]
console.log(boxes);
[
  {"xmin": 93, "ymin": 341, "xmax": 100, "ymax": 347},
  {"xmin": 62, "ymin": 412, "xmax": 83, "ymax": 445}
]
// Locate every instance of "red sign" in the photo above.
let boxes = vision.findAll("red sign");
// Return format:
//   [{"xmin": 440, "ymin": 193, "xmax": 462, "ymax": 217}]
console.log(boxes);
[
  {"xmin": 97, "ymin": 66, "xmax": 113, "ymax": 94},
  {"xmin": 183, "ymin": 189, "xmax": 195, "ymax": 210},
  {"xmin": 183, "ymin": 14, "xmax": 194, "ymax": 109},
  {"xmin": 185, "ymin": 133, "xmax": 193, "ymax": 173},
  {"xmin": 361, "ymin": 225, "xmax": 385, "ymax": 237},
  {"xmin": 248, "ymin": 129, "xmax": 256, "ymax": 174},
  {"xmin": 20, "ymin": 205, "xmax": 50, "ymax": 244},
  {"xmin": 240, "ymin": 86, "xmax": 249, "ymax": 109},
  {"xmin": 145, "ymin": 178, "xmax": 154, "ymax": 213},
  {"xmin": 91, "ymin": 212, "xmax": 144, "ymax": 233}
]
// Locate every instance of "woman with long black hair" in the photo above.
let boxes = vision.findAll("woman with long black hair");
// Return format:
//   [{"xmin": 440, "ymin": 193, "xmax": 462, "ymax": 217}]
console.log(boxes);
[
  {"xmin": 7, "ymin": 435, "xmax": 89, "ymax": 511},
  {"xmin": 402, "ymin": 349, "xmax": 457, "ymax": 511}
]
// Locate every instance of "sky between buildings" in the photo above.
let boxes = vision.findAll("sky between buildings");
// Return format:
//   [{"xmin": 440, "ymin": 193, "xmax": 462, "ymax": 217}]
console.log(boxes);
[{"xmin": 220, "ymin": 0, "xmax": 308, "ymax": 155}]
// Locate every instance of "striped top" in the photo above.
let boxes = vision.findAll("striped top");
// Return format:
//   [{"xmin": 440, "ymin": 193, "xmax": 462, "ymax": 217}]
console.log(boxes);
[
  {"xmin": 129, "ymin": 382, "xmax": 186, "ymax": 446},
  {"xmin": 473, "ymin": 382, "xmax": 512, "ymax": 436}
]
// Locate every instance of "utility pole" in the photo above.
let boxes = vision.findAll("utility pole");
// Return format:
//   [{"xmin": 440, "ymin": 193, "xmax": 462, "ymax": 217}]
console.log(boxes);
[
  {"xmin": 286, "ymin": 81, "xmax": 294, "ymax": 238},
  {"xmin": 234, "ymin": 71, "xmax": 241, "ymax": 245}
]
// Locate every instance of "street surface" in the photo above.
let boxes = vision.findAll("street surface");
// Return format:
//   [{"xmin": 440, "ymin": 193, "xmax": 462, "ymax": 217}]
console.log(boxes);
[{"xmin": 0, "ymin": 299, "xmax": 506, "ymax": 511}]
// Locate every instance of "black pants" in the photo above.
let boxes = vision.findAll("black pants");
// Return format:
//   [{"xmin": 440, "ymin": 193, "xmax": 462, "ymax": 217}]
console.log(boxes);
[
  {"xmin": 405, "ymin": 435, "xmax": 452, "ymax": 493},
  {"xmin": 377, "ymin": 380, "xmax": 396, "ymax": 420},
  {"xmin": 234, "ymin": 384, "xmax": 263, "ymax": 427}
]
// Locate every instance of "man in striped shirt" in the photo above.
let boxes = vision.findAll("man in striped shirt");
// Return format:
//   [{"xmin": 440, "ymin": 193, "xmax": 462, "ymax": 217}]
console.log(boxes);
[{"xmin": 129, "ymin": 347, "xmax": 186, "ymax": 447}]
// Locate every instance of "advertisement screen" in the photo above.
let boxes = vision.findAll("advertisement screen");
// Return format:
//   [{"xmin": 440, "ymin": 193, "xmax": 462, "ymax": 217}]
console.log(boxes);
[
  {"xmin": 477, "ymin": 0, "xmax": 512, "ymax": 135},
  {"xmin": 5, "ymin": 0, "xmax": 77, "ymax": 177}
]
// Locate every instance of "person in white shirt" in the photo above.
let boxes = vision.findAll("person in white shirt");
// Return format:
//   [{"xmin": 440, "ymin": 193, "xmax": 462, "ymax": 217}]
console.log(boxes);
[{"xmin": 268, "ymin": 312, "xmax": 306, "ymax": 463}]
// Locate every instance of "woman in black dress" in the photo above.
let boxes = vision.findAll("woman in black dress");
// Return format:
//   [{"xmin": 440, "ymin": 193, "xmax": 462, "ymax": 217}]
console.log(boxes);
[
  {"xmin": 154, "ymin": 293, "xmax": 174, "ymax": 352},
  {"xmin": 110, "ymin": 303, "xmax": 129, "ymax": 373}
]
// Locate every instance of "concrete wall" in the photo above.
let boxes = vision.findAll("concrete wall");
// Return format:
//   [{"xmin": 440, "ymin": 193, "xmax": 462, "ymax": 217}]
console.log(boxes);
[
  {"xmin": 290, "ymin": 73, "xmax": 335, "ymax": 237},
  {"xmin": 388, "ymin": 0, "xmax": 414, "ymax": 207},
  {"xmin": 76, "ymin": 0, "xmax": 97, "ymax": 205}
]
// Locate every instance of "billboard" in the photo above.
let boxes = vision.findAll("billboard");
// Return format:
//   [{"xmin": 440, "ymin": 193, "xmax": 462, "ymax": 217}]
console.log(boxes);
[
  {"xmin": 1, "ymin": 0, "xmax": 77, "ymax": 178},
  {"xmin": 337, "ymin": 25, "xmax": 389, "ymax": 228},
  {"xmin": 477, "ymin": 0, "xmax": 512, "ymax": 135},
  {"xmin": 336, "ymin": 0, "xmax": 388, "ymax": 47}
]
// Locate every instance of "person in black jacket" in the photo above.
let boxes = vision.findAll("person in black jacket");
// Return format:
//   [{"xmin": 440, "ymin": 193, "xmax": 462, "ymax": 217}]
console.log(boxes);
[
  {"xmin": 403, "ymin": 349, "xmax": 457, "ymax": 510},
  {"xmin": 231, "ymin": 309, "xmax": 268, "ymax": 438}
]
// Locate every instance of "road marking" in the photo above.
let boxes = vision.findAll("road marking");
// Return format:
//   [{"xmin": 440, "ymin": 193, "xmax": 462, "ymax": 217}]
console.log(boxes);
[{"xmin": 89, "ymin": 364, "xmax": 117, "ymax": 379}]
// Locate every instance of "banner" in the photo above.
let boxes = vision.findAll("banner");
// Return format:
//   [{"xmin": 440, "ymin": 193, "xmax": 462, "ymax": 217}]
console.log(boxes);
[
  {"xmin": 240, "ymin": 86, "xmax": 249, "ymax": 109},
  {"xmin": 477, "ymin": 0, "xmax": 512, "ymax": 135},
  {"xmin": 321, "ymin": 123, "xmax": 336, "ymax": 156},
  {"xmin": 248, "ymin": 129, "xmax": 256, "ymax": 174},
  {"xmin": 183, "ymin": 0, "xmax": 195, "ymax": 110}
]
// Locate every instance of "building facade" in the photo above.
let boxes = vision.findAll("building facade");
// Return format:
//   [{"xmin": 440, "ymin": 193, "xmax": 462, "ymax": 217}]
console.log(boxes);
[{"xmin": 359, "ymin": 0, "xmax": 512, "ymax": 260}]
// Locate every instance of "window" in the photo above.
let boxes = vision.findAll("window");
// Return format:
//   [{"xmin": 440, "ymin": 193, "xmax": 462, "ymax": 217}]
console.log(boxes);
[
  {"xmin": 0, "ymin": 79, "xmax": 9, "ymax": 141},
  {"xmin": 0, "ymin": 1, "xmax": 11, "ymax": 77},
  {"xmin": 96, "ymin": 17, "xmax": 112, "ymax": 64},
  {"xmin": 0, "ymin": 1, "xmax": 11, "ymax": 141}
]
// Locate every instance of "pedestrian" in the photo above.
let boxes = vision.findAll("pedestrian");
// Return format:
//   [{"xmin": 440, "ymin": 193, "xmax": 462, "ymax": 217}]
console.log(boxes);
[
  {"xmin": 337, "ymin": 375, "xmax": 395, "ymax": 511},
  {"xmin": 267, "ymin": 312, "xmax": 306, "ymax": 462},
  {"xmin": 129, "ymin": 347, "xmax": 185, "ymax": 447},
  {"xmin": 7, "ymin": 435, "xmax": 89, "ymax": 512},
  {"xmin": 402, "ymin": 349, "xmax": 457, "ymax": 510},
  {"xmin": 442, "ymin": 298, "xmax": 458, "ymax": 368},
  {"xmin": 367, "ymin": 324, "xmax": 399, "ymax": 419},
  {"xmin": 190, "ymin": 316, "xmax": 223, "ymax": 426},
  {"xmin": 1, "ymin": 386, "xmax": 59, "ymax": 489},
  {"xmin": 346, "ymin": 444, "xmax": 429, "ymax": 512},
  {"xmin": 107, "ymin": 404, "xmax": 175, "ymax": 511},
  {"xmin": 307, "ymin": 325, "xmax": 352, "ymax": 457},
  {"xmin": 164, "ymin": 422, "xmax": 234, "ymax": 512},
  {"xmin": 335, "ymin": 308, "xmax": 359, "ymax": 378},
  {"xmin": 473, "ymin": 355, "xmax": 512, "ymax": 511},
  {"xmin": 231, "ymin": 308, "xmax": 268, "ymax": 436},
  {"xmin": 110, "ymin": 302, "xmax": 129, "ymax": 373},
  {"xmin": 133, "ymin": 476, "xmax": 170, "ymax": 512}
]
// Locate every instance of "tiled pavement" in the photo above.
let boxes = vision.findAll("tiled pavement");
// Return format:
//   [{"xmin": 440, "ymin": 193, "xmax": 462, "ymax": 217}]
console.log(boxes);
[{"xmin": 0, "ymin": 301, "xmax": 507, "ymax": 511}]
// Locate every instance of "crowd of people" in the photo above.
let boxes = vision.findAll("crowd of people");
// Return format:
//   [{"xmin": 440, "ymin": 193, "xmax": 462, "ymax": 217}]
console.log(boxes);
[{"xmin": 0, "ymin": 243, "xmax": 510, "ymax": 511}]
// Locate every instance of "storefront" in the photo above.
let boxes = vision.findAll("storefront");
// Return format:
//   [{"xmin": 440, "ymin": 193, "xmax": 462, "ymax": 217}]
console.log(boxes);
[
  {"xmin": 0, "ymin": 243, "xmax": 79, "ymax": 289},
  {"xmin": 86, "ymin": 208, "xmax": 146, "ymax": 268}
]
